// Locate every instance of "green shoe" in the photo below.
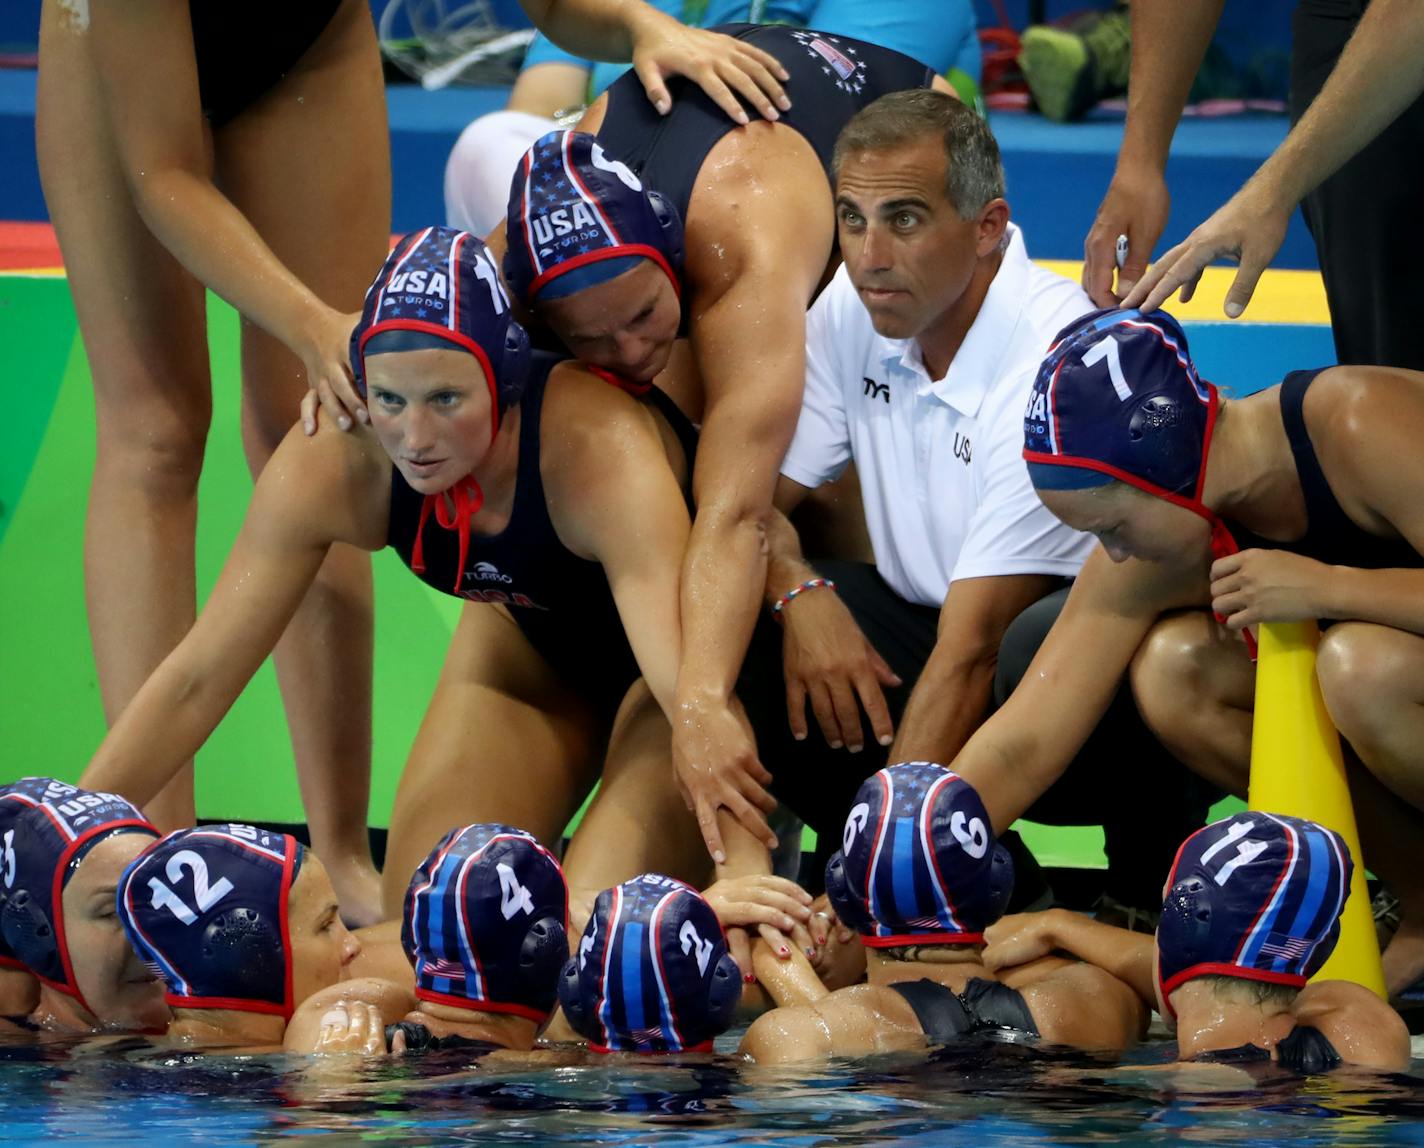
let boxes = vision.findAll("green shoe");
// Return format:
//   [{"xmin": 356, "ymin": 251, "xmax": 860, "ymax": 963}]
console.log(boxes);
[{"xmin": 1018, "ymin": 5, "xmax": 1131, "ymax": 122}]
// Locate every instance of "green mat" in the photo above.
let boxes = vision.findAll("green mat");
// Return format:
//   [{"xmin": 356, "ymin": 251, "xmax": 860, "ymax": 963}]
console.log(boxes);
[{"xmin": 1, "ymin": 273, "xmax": 1225, "ymax": 864}]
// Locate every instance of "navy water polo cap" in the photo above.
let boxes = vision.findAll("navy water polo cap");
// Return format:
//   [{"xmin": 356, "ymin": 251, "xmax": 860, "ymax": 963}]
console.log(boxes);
[
  {"xmin": 1156, "ymin": 812, "xmax": 1351, "ymax": 1017},
  {"xmin": 559, "ymin": 874, "xmax": 741, "ymax": 1053},
  {"xmin": 0, "ymin": 781, "xmax": 156, "ymax": 1007},
  {"xmin": 826, "ymin": 762, "xmax": 1014, "ymax": 948},
  {"xmin": 0, "ymin": 777, "xmax": 80, "ymax": 972},
  {"xmin": 117, "ymin": 825, "xmax": 304, "ymax": 1018},
  {"xmin": 1024, "ymin": 307, "xmax": 1247, "ymax": 544},
  {"xmin": 351, "ymin": 226, "xmax": 531, "ymax": 430},
  {"xmin": 505, "ymin": 131, "xmax": 684, "ymax": 305},
  {"xmin": 402, "ymin": 825, "xmax": 569, "ymax": 1023}
]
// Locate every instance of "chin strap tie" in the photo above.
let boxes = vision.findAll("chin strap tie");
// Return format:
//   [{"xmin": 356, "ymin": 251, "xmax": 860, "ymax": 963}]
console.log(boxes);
[{"xmin": 410, "ymin": 476, "xmax": 486, "ymax": 594}]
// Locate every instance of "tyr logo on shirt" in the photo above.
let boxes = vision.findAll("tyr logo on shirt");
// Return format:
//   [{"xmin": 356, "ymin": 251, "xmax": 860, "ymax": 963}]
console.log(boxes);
[{"xmin": 863, "ymin": 377, "xmax": 890, "ymax": 403}]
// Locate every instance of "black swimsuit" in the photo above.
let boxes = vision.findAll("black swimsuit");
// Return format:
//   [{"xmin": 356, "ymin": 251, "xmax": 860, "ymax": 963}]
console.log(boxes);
[
  {"xmin": 1193, "ymin": 1025, "xmax": 1342, "ymax": 1073},
  {"xmin": 387, "ymin": 354, "xmax": 696, "ymax": 715},
  {"xmin": 595, "ymin": 24, "xmax": 936, "ymax": 335},
  {"xmin": 889, "ymin": 977, "xmax": 1040, "ymax": 1045},
  {"xmin": 1224, "ymin": 369, "xmax": 1422, "ymax": 568},
  {"xmin": 190, "ymin": 1, "xmax": 344, "ymax": 125}
]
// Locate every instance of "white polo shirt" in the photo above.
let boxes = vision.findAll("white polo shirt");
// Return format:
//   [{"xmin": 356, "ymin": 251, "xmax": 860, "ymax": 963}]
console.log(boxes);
[{"xmin": 781, "ymin": 224, "xmax": 1096, "ymax": 608}]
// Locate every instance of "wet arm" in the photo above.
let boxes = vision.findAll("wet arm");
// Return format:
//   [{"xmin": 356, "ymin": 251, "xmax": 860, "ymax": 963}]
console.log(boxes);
[
  {"xmin": 891, "ymin": 575, "xmax": 1061, "ymax": 766},
  {"xmin": 949, "ymin": 550, "xmax": 1184, "ymax": 832},
  {"xmin": 552, "ymin": 383, "xmax": 691, "ymax": 717}
]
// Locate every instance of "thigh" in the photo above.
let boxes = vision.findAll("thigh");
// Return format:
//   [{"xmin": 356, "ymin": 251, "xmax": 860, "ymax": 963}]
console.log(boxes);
[
  {"xmin": 381, "ymin": 604, "xmax": 604, "ymax": 914},
  {"xmin": 36, "ymin": 0, "xmax": 213, "ymax": 437},
  {"xmin": 214, "ymin": 0, "xmax": 391, "ymax": 459},
  {"xmin": 562, "ymin": 681, "xmax": 710, "ymax": 932}
]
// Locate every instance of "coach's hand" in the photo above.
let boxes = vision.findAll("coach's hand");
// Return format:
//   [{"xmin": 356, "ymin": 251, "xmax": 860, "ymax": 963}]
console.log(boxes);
[
  {"xmin": 1123, "ymin": 179, "xmax": 1291, "ymax": 319},
  {"xmin": 673, "ymin": 694, "xmax": 778, "ymax": 864},
  {"xmin": 1082, "ymin": 161, "xmax": 1170, "ymax": 307},
  {"xmin": 779, "ymin": 586, "xmax": 900, "ymax": 753}
]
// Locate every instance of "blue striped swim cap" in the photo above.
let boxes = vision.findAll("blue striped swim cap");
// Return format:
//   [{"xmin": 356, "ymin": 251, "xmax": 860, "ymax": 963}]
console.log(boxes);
[
  {"xmin": 825, "ymin": 762, "xmax": 1014, "ymax": 948},
  {"xmin": 1156, "ymin": 812, "xmax": 1352, "ymax": 1016},
  {"xmin": 402, "ymin": 825, "xmax": 569, "ymax": 1023},
  {"xmin": 559, "ymin": 874, "xmax": 740, "ymax": 1053}
]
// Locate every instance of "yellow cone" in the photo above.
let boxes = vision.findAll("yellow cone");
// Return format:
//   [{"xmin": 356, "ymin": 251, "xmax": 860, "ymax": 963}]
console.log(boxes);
[{"xmin": 1248, "ymin": 621, "xmax": 1386, "ymax": 997}]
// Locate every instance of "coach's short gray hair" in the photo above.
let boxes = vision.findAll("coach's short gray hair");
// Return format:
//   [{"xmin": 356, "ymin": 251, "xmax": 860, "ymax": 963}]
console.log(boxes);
[{"xmin": 832, "ymin": 90, "xmax": 1006, "ymax": 220}]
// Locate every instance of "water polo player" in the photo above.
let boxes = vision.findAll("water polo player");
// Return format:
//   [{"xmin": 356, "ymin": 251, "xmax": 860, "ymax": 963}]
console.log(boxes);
[
  {"xmin": 982, "ymin": 812, "xmax": 1410, "ymax": 1070},
  {"xmin": 740, "ymin": 762, "xmax": 1145, "ymax": 1063},
  {"xmin": 941, "ymin": 308, "xmax": 1424, "ymax": 996},
  {"xmin": 79, "ymin": 226, "xmax": 714, "ymax": 921},
  {"xmin": 491, "ymin": 31, "xmax": 954, "ymax": 866},
  {"xmin": 379, "ymin": 824, "xmax": 569, "ymax": 1056},
  {"xmin": 116, "ymin": 823, "xmax": 394, "ymax": 1050},
  {"xmin": 0, "ymin": 780, "xmax": 163, "ymax": 1033}
]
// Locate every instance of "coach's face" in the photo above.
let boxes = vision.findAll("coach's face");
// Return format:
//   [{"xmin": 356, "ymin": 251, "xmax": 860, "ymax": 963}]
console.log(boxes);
[{"xmin": 835, "ymin": 137, "xmax": 1007, "ymax": 343}]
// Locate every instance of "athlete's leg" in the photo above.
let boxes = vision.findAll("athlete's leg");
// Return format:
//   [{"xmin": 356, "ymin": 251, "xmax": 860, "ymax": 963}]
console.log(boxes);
[
  {"xmin": 381, "ymin": 604, "xmax": 604, "ymax": 917},
  {"xmin": 213, "ymin": 0, "xmax": 390, "ymax": 924},
  {"xmin": 1317, "ymin": 622, "xmax": 1424, "ymax": 993},
  {"xmin": 36, "ymin": 0, "xmax": 212, "ymax": 830},
  {"xmin": 1130, "ymin": 610, "xmax": 1256, "ymax": 796},
  {"xmin": 562, "ymin": 680, "xmax": 710, "ymax": 936}
]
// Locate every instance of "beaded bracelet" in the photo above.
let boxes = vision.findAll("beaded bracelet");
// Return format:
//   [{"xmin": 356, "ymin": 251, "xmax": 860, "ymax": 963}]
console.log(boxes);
[{"xmin": 771, "ymin": 577, "xmax": 837, "ymax": 615}]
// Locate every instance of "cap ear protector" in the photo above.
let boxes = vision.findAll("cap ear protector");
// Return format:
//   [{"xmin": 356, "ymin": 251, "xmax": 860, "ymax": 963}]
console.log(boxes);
[
  {"xmin": 642, "ymin": 189, "xmax": 685, "ymax": 274},
  {"xmin": 1, "ymin": 888, "xmax": 58, "ymax": 977},
  {"xmin": 823, "ymin": 849, "xmax": 876, "ymax": 935},
  {"xmin": 984, "ymin": 842, "xmax": 1015, "ymax": 926},
  {"xmin": 198, "ymin": 907, "xmax": 285, "ymax": 1002}
]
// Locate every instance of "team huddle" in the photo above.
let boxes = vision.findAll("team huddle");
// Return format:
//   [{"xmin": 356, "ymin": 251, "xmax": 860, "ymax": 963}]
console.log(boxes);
[{"xmin": 16, "ymin": 20, "xmax": 1424, "ymax": 1072}]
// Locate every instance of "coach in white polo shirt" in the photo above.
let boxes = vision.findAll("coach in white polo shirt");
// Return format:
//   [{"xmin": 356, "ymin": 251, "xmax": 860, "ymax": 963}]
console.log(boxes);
[{"xmin": 736, "ymin": 91, "xmax": 1217, "ymax": 920}]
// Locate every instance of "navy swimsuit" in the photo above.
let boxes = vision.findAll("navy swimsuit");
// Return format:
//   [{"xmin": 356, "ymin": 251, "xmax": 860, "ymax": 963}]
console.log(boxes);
[
  {"xmin": 386, "ymin": 354, "xmax": 695, "ymax": 715},
  {"xmin": 190, "ymin": 1, "xmax": 343, "ymax": 125},
  {"xmin": 1225, "ymin": 369, "xmax": 1421, "ymax": 568}
]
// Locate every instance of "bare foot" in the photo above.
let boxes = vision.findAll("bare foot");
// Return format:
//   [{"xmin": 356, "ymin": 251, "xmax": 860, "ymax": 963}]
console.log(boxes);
[
  {"xmin": 1381, "ymin": 914, "xmax": 1424, "ymax": 997},
  {"xmin": 327, "ymin": 859, "xmax": 386, "ymax": 929}
]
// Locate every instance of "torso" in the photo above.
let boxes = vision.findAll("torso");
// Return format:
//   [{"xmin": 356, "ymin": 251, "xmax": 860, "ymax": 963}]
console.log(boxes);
[{"xmin": 385, "ymin": 355, "xmax": 695, "ymax": 713}]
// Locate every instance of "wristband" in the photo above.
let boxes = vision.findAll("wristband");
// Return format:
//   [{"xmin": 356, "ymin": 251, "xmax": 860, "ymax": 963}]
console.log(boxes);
[{"xmin": 771, "ymin": 577, "xmax": 836, "ymax": 615}]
